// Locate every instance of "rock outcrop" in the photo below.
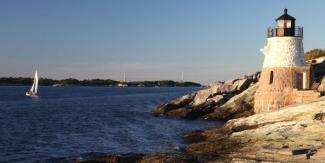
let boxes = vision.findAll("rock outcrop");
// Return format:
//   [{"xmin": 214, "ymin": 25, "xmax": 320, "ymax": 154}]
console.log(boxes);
[
  {"xmin": 152, "ymin": 93, "xmax": 196, "ymax": 116},
  {"xmin": 185, "ymin": 97, "xmax": 325, "ymax": 162},
  {"xmin": 192, "ymin": 88, "xmax": 214, "ymax": 106},
  {"xmin": 204, "ymin": 83, "xmax": 258, "ymax": 120},
  {"xmin": 152, "ymin": 72, "xmax": 260, "ymax": 120}
]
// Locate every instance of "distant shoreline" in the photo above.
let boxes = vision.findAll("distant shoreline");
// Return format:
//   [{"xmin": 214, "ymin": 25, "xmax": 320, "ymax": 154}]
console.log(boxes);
[{"xmin": 0, "ymin": 77, "xmax": 202, "ymax": 87}]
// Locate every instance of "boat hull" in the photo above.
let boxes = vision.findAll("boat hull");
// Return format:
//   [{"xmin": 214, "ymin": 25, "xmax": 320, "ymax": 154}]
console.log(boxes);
[{"xmin": 26, "ymin": 92, "xmax": 38, "ymax": 97}]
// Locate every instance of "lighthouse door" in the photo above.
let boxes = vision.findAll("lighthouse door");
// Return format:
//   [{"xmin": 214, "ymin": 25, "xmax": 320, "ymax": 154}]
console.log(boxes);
[{"xmin": 296, "ymin": 73, "xmax": 303, "ymax": 90}]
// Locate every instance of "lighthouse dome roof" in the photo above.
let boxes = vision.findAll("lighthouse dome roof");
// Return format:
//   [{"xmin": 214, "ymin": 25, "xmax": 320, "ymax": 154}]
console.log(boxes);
[{"xmin": 276, "ymin": 8, "xmax": 296, "ymax": 21}]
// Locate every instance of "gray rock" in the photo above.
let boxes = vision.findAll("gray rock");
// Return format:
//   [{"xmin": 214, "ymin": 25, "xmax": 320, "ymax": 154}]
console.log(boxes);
[
  {"xmin": 210, "ymin": 82, "xmax": 234, "ymax": 94},
  {"xmin": 224, "ymin": 79, "xmax": 238, "ymax": 85},
  {"xmin": 170, "ymin": 93, "xmax": 196, "ymax": 106},
  {"xmin": 255, "ymin": 72, "xmax": 261, "ymax": 80},
  {"xmin": 153, "ymin": 71, "xmax": 260, "ymax": 120},
  {"xmin": 219, "ymin": 85, "xmax": 234, "ymax": 94},
  {"xmin": 166, "ymin": 100, "xmax": 217, "ymax": 119},
  {"xmin": 207, "ymin": 95, "xmax": 224, "ymax": 104},
  {"xmin": 247, "ymin": 71, "xmax": 261, "ymax": 82},
  {"xmin": 209, "ymin": 82, "xmax": 223, "ymax": 93},
  {"xmin": 232, "ymin": 78, "xmax": 252, "ymax": 92},
  {"xmin": 152, "ymin": 93, "xmax": 195, "ymax": 116},
  {"xmin": 192, "ymin": 88, "xmax": 213, "ymax": 106},
  {"xmin": 205, "ymin": 83, "xmax": 258, "ymax": 120}
]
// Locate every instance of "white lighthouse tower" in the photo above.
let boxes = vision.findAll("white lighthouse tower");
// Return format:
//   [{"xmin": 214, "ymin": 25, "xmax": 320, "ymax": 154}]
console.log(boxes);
[{"xmin": 254, "ymin": 9, "xmax": 320, "ymax": 113}]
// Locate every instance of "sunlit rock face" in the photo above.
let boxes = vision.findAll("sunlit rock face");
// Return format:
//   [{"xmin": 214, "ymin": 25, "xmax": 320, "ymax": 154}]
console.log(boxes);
[
  {"xmin": 185, "ymin": 97, "xmax": 325, "ymax": 162},
  {"xmin": 261, "ymin": 37, "xmax": 305, "ymax": 68}
]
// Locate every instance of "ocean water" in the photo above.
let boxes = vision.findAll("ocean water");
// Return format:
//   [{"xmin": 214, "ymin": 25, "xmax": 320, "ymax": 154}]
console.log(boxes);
[{"xmin": 0, "ymin": 86, "xmax": 221, "ymax": 162}]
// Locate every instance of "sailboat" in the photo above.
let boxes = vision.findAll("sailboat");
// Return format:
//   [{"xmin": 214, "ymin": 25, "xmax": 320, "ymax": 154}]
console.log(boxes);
[{"xmin": 26, "ymin": 70, "xmax": 39, "ymax": 97}]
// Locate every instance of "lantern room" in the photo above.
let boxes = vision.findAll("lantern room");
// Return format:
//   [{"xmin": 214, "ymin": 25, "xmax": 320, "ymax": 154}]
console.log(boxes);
[
  {"xmin": 267, "ymin": 8, "xmax": 303, "ymax": 38},
  {"xmin": 276, "ymin": 8, "xmax": 295, "ymax": 29}
]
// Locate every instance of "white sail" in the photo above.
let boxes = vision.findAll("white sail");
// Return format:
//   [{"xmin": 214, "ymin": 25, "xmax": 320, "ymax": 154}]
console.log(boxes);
[
  {"xmin": 34, "ymin": 70, "xmax": 38, "ymax": 94},
  {"xmin": 30, "ymin": 78, "xmax": 35, "ymax": 92},
  {"xmin": 27, "ymin": 70, "xmax": 38, "ymax": 96}
]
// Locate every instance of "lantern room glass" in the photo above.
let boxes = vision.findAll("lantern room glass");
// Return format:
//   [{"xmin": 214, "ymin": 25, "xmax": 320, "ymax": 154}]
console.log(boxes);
[{"xmin": 277, "ymin": 20, "xmax": 292, "ymax": 28}]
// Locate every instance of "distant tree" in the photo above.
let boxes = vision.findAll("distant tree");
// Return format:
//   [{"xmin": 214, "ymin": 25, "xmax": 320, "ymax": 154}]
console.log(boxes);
[
  {"xmin": 0, "ymin": 77, "xmax": 32, "ymax": 85},
  {"xmin": 305, "ymin": 48, "xmax": 325, "ymax": 60},
  {"xmin": 0, "ymin": 77, "xmax": 200, "ymax": 87},
  {"xmin": 39, "ymin": 78, "xmax": 57, "ymax": 86},
  {"xmin": 59, "ymin": 78, "xmax": 80, "ymax": 85}
]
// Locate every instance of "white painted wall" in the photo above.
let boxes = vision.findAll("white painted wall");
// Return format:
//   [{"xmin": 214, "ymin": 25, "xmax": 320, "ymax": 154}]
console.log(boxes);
[{"xmin": 260, "ymin": 37, "xmax": 305, "ymax": 68}]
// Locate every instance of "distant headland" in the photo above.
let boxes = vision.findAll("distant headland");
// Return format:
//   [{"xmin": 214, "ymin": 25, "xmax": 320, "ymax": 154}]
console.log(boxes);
[{"xmin": 0, "ymin": 77, "xmax": 202, "ymax": 87}]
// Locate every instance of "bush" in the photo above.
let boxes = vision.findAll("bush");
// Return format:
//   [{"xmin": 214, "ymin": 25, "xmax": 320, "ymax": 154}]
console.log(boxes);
[{"xmin": 305, "ymin": 49, "xmax": 325, "ymax": 60}]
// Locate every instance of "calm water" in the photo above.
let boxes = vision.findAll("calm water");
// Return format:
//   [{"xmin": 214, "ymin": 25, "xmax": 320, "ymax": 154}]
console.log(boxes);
[{"xmin": 0, "ymin": 86, "xmax": 221, "ymax": 162}]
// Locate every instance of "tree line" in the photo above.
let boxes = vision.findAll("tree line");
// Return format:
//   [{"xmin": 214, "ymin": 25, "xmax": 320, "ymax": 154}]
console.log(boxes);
[
  {"xmin": 0, "ymin": 77, "xmax": 201, "ymax": 87},
  {"xmin": 305, "ymin": 48, "xmax": 325, "ymax": 61}
]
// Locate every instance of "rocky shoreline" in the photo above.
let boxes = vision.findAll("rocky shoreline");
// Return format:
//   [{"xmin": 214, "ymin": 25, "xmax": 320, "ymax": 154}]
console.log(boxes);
[
  {"xmin": 184, "ymin": 96, "xmax": 325, "ymax": 162},
  {"xmin": 82, "ymin": 98, "xmax": 325, "ymax": 163},
  {"xmin": 152, "ymin": 72, "xmax": 260, "ymax": 121},
  {"xmin": 81, "ymin": 70, "xmax": 325, "ymax": 163}
]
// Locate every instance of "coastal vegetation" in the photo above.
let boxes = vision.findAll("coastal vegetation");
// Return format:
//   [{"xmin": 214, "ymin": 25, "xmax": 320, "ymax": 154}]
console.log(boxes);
[
  {"xmin": 0, "ymin": 77, "xmax": 201, "ymax": 87},
  {"xmin": 305, "ymin": 48, "xmax": 325, "ymax": 60}
]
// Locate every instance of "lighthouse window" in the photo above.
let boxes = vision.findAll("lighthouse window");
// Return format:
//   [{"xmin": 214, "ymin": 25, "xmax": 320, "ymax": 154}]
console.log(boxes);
[
  {"xmin": 277, "ymin": 20, "xmax": 291, "ymax": 28},
  {"xmin": 269, "ymin": 71, "xmax": 274, "ymax": 84}
]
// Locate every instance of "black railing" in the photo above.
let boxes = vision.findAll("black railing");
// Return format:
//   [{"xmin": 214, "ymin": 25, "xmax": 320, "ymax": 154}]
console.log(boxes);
[{"xmin": 267, "ymin": 26, "xmax": 303, "ymax": 38}]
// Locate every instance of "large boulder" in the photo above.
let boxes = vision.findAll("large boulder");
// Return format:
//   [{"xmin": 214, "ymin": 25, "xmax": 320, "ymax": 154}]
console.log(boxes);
[
  {"xmin": 192, "ymin": 88, "xmax": 213, "ymax": 106},
  {"xmin": 166, "ymin": 100, "xmax": 218, "ymax": 119},
  {"xmin": 152, "ymin": 93, "xmax": 196, "ymax": 116},
  {"xmin": 152, "ymin": 88, "xmax": 227, "ymax": 119},
  {"xmin": 245, "ymin": 71, "xmax": 261, "ymax": 82},
  {"xmin": 224, "ymin": 79, "xmax": 238, "ymax": 85},
  {"xmin": 210, "ymin": 81, "xmax": 234, "ymax": 94},
  {"xmin": 204, "ymin": 83, "xmax": 259, "ymax": 120},
  {"xmin": 231, "ymin": 78, "xmax": 253, "ymax": 92},
  {"xmin": 207, "ymin": 95, "xmax": 224, "ymax": 103},
  {"xmin": 169, "ymin": 93, "xmax": 195, "ymax": 106}
]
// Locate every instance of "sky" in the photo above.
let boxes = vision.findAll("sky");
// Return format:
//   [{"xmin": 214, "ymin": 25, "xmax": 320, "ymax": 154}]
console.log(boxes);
[{"xmin": 1, "ymin": 0, "xmax": 325, "ymax": 84}]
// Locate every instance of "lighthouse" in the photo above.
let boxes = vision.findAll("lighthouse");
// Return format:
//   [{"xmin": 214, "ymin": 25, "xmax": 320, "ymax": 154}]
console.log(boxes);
[{"xmin": 254, "ymin": 9, "xmax": 320, "ymax": 113}]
